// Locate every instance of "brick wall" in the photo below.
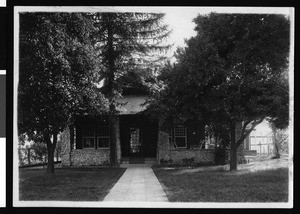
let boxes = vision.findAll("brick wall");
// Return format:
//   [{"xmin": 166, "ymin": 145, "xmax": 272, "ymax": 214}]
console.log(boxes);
[{"xmin": 157, "ymin": 130, "xmax": 215, "ymax": 165}]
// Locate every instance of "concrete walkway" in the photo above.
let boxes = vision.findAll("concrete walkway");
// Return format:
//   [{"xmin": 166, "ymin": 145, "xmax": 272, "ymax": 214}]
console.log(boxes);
[{"xmin": 103, "ymin": 164, "xmax": 168, "ymax": 202}]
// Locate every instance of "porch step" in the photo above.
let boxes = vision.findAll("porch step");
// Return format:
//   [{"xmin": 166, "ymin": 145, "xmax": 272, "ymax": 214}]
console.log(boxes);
[{"xmin": 120, "ymin": 157, "xmax": 157, "ymax": 164}]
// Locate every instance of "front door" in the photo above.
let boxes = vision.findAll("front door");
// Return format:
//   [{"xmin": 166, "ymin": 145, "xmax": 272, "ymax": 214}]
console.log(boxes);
[
  {"xmin": 120, "ymin": 114, "xmax": 158, "ymax": 158},
  {"xmin": 129, "ymin": 127, "xmax": 142, "ymax": 156}
]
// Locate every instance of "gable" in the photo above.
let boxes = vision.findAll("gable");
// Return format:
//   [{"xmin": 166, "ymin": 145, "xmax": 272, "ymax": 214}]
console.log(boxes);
[{"xmin": 116, "ymin": 95, "xmax": 148, "ymax": 115}]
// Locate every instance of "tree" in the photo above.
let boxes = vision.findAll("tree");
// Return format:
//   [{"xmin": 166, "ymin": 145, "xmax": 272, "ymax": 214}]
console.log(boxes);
[
  {"xmin": 18, "ymin": 13, "xmax": 108, "ymax": 173},
  {"xmin": 270, "ymin": 123, "xmax": 289, "ymax": 159},
  {"xmin": 148, "ymin": 13, "xmax": 290, "ymax": 170},
  {"xmin": 91, "ymin": 12, "xmax": 171, "ymax": 167}
]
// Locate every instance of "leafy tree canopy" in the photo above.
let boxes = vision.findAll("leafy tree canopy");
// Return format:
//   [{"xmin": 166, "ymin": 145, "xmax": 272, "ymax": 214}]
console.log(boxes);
[
  {"xmin": 18, "ymin": 12, "xmax": 109, "ymax": 173},
  {"xmin": 18, "ymin": 12, "xmax": 108, "ymax": 137},
  {"xmin": 150, "ymin": 13, "xmax": 290, "ymax": 130}
]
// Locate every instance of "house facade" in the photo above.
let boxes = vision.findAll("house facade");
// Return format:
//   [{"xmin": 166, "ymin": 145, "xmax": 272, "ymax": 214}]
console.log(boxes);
[{"xmin": 60, "ymin": 95, "xmax": 216, "ymax": 166}]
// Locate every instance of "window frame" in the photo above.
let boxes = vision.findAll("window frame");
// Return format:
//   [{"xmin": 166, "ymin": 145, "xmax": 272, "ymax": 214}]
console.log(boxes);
[
  {"xmin": 97, "ymin": 126, "xmax": 110, "ymax": 149},
  {"xmin": 82, "ymin": 126, "xmax": 96, "ymax": 149},
  {"xmin": 173, "ymin": 126, "xmax": 187, "ymax": 148}
]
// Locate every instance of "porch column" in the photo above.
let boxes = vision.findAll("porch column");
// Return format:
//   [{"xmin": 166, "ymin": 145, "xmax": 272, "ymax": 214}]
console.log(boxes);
[{"xmin": 116, "ymin": 117, "xmax": 121, "ymax": 164}]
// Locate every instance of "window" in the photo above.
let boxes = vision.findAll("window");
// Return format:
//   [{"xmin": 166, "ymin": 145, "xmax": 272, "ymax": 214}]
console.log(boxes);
[
  {"xmin": 130, "ymin": 128, "xmax": 140, "ymax": 154},
  {"xmin": 174, "ymin": 126, "xmax": 187, "ymax": 148},
  {"xmin": 82, "ymin": 127, "xmax": 95, "ymax": 148},
  {"xmin": 97, "ymin": 126, "xmax": 110, "ymax": 148}
]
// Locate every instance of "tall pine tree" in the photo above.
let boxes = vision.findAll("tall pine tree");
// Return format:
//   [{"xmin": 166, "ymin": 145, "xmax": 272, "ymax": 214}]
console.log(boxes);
[{"xmin": 92, "ymin": 12, "xmax": 171, "ymax": 167}]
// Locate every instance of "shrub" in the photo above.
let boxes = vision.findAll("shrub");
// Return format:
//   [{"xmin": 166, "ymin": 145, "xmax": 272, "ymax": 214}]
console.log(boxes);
[{"xmin": 214, "ymin": 147, "xmax": 227, "ymax": 165}]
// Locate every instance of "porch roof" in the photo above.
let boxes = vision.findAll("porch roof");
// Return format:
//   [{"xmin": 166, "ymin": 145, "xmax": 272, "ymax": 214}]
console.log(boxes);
[{"xmin": 116, "ymin": 95, "xmax": 149, "ymax": 115}]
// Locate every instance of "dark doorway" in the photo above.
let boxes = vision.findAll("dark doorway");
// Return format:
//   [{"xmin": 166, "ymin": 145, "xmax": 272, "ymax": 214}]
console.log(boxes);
[{"xmin": 120, "ymin": 114, "xmax": 158, "ymax": 158}]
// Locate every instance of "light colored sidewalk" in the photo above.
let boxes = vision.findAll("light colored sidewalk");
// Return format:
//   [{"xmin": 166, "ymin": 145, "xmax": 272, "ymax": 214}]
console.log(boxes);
[{"xmin": 103, "ymin": 165, "xmax": 168, "ymax": 202}]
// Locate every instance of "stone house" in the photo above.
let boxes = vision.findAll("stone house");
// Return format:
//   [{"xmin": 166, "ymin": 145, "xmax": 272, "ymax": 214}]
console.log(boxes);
[{"xmin": 60, "ymin": 95, "xmax": 216, "ymax": 166}]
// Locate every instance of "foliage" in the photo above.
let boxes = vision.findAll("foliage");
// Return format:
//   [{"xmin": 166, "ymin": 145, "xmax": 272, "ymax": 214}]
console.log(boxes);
[
  {"xmin": 92, "ymin": 12, "xmax": 172, "ymax": 98},
  {"xmin": 148, "ymin": 13, "xmax": 290, "ymax": 170},
  {"xmin": 214, "ymin": 147, "xmax": 227, "ymax": 165},
  {"xmin": 19, "ymin": 12, "xmax": 108, "ymax": 135},
  {"xmin": 191, "ymin": 13, "xmax": 290, "ymax": 128},
  {"xmin": 206, "ymin": 123, "xmax": 231, "ymax": 149},
  {"xmin": 18, "ymin": 132, "xmax": 63, "ymax": 166},
  {"xmin": 30, "ymin": 142, "xmax": 48, "ymax": 162},
  {"xmin": 18, "ymin": 12, "xmax": 108, "ymax": 173}
]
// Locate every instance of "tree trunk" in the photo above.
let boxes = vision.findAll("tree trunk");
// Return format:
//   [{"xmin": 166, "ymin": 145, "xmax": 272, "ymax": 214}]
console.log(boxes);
[
  {"xmin": 109, "ymin": 109, "xmax": 119, "ymax": 168},
  {"xmin": 273, "ymin": 140, "xmax": 281, "ymax": 158},
  {"xmin": 47, "ymin": 144, "xmax": 55, "ymax": 174},
  {"xmin": 106, "ymin": 15, "xmax": 119, "ymax": 168},
  {"xmin": 229, "ymin": 121, "xmax": 238, "ymax": 171},
  {"xmin": 230, "ymin": 144, "xmax": 238, "ymax": 170},
  {"xmin": 271, "ymin": 125, "xmax": 281, "ymax": 158},
  {"xmin": 46, "ymin": 132, "xmax": 57, "ymax": 174}
]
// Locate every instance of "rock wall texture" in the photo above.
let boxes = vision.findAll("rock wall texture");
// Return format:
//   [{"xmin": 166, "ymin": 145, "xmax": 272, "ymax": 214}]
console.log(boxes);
[
  {"xmin": 60, "ymin": 119, "xmax": 122, "ymax": 166},
  {"xmin": 69, "ymin": 149, "xmax": 110, "ymax": 166},
  {"xmin": 60, "ymin": 120, "xmax": 225, "ymax": 166},
  {"xmin": 157, "ymin": 130, "xmax": 215, "ymax": 165},
  {"xmin": 61, "ymin": 126, "xmax": 110, "ymax": 166}
]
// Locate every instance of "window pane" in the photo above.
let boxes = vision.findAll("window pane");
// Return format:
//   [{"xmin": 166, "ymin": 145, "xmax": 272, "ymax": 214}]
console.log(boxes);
[
  {"xmin": 175, "ymin": 137, "xmax": 186, "ymax": 148},
  {"xmin": 98, "ymin": 138, "xmax": 109, "ymax": 148},
  {"xmin": 97, "ymin": 126, "xmax": 109, "ymax": 137},
  {"xmin": 83, "ymin": 138, "xmax": 94, "ymax": 148},
  {"xmin": 82, "ymin": 128, "xmax": 94, "ymax": 137},
  {"xmin": 174, "ymin": 127, "xmax": 186, "ymax": 137}
]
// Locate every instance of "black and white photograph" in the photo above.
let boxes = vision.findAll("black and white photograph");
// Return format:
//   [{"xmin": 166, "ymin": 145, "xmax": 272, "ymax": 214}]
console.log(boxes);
[{"xmin": 13, "ymin": 6, "xmax": 294, "ymax": 208}]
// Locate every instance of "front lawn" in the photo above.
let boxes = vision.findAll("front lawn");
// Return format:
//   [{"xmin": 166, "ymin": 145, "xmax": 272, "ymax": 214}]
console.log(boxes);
[
  {"xmin": 153, "ymin": 167, "xmax": 289, "ymax": 202},
  {"xmin": 19, "ymin": 167, "xmax": 126, "ymax": 201}
]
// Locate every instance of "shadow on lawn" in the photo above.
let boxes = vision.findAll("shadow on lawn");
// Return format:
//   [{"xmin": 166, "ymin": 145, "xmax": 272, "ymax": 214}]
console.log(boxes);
[
  {"xmin": 153, "ymin": 156, "xmax": 291, "ymax": 203},
  {"xmin": 19, "ymin": 167, "xmax": 126, "ymax": 201}
]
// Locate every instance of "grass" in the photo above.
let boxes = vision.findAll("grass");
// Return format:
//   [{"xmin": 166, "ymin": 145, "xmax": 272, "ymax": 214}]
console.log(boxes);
[
  {"xmin": 153, "ymin": 167, "xmax": 289, "ymax": 202},
  {"xmin": 19, "ymin": 167, "xmax": 126, "ymax": 201}
]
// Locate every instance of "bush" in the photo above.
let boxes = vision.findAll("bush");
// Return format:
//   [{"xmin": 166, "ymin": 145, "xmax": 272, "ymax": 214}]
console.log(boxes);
[
  {"xmin": 160, "ymin": 159, "xmax": 173, "ymax": 165},
  {"xmin": 214, "ymin": 147, "xmax": 227, "ymax": 165}
]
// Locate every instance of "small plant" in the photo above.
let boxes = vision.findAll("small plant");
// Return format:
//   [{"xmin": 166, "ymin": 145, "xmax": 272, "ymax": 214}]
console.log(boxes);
[
  {"xmin": 238, "ymin": 153, "xmax": 247, "ymax": 164},
  {"xmin": 214, "ymin": 147, "xmax": 227, "ymax": 165},
  {"xmin": 182, "ymin": 158, "xmax": 195, "ymax": 166},
  {"xmin": 160, "ymin": 159, "xmax": 173, "ymax": 165}
]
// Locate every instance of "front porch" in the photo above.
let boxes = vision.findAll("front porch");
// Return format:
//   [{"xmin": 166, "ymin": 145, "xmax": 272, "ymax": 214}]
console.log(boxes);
[{"xmin": 60, "ymin": 113, "xmax": 159, "ymax": 166}]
